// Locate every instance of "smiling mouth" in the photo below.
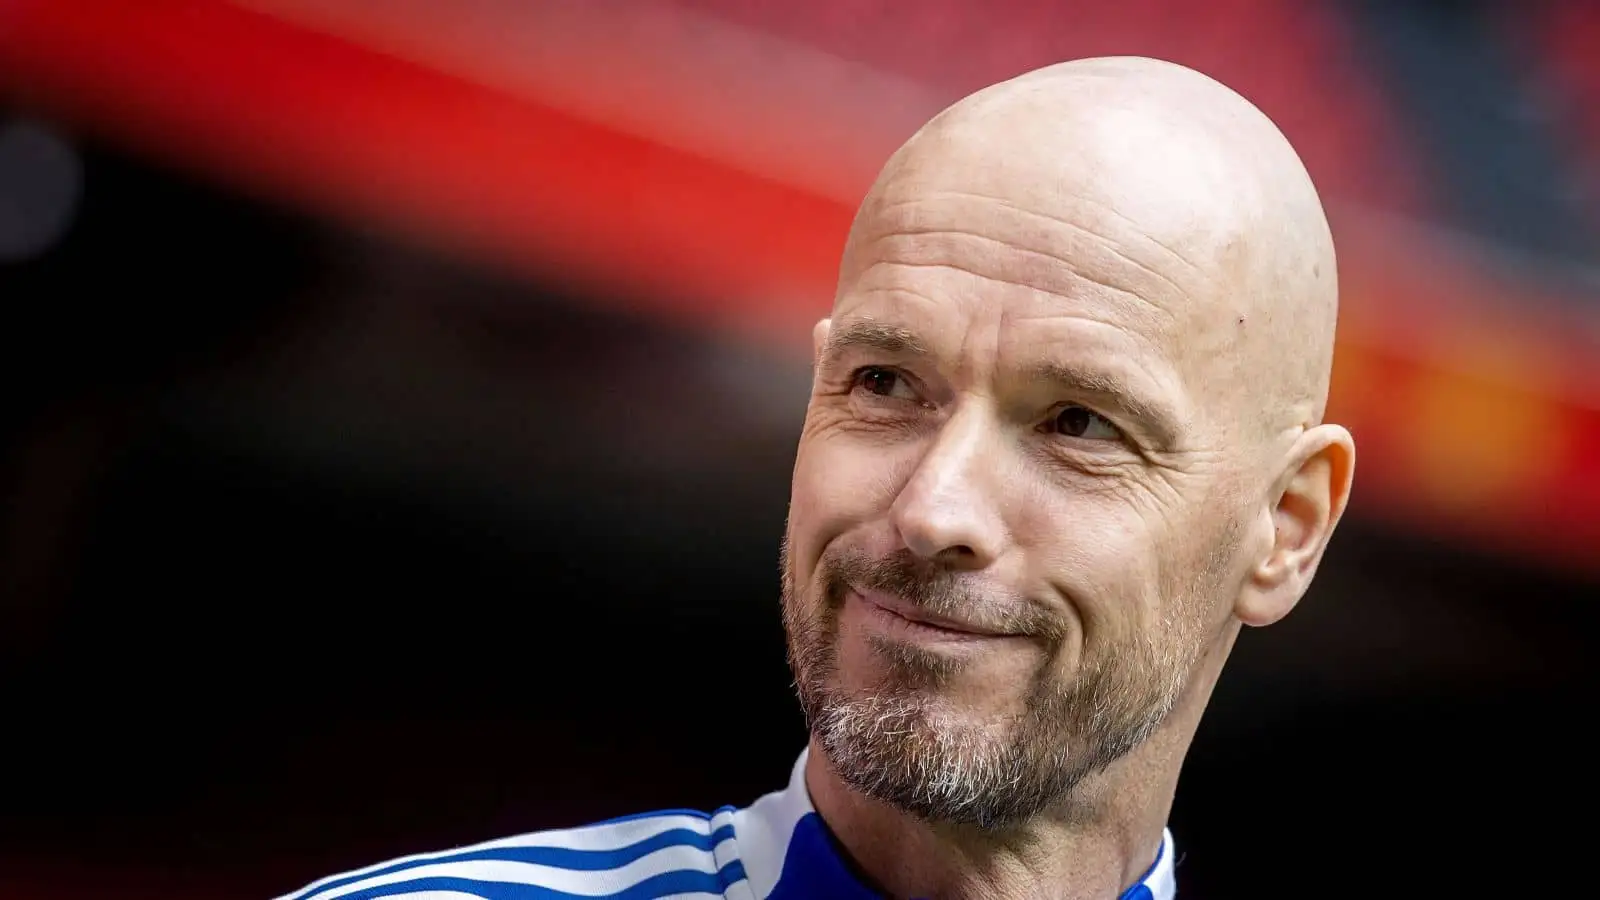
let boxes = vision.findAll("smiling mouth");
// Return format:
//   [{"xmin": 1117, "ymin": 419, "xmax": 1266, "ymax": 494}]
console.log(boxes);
[{"xmin": 852, "ymin": 588, "xmax": 1021, "ymax": 641}]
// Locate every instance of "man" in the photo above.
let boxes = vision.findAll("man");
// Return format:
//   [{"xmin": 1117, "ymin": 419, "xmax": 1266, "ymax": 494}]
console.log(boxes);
[{"xmin": 280, "ymin": 55, "xmax": 1353, "ymax": 900}]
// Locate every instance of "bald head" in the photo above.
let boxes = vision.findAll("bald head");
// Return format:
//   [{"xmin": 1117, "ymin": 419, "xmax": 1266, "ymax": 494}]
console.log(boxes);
[
  {"xmin": 839, "ymin": 56, "xmax": 1339, "ymax": 432},
  {"xmin": 789, "ymin": 59, "xmax": 1355, "ymax": 841}
]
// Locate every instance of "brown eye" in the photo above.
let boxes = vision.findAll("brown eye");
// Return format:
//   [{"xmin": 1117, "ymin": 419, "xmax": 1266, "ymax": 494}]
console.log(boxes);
[
  {"xmin": 1050, "ymin": 405, "xmax": 1120, "ymax": 440},
  {"xmin": 854, "ymin": 367, "xmax": 917, "ymax": 400},
  {"xmin": 860, "ymin": 368, "xmax": 899, "ymax": 395}
]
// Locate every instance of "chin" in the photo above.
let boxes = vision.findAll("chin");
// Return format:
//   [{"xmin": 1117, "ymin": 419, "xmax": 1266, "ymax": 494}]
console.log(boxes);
[
  {"xmin": 811, "ymin": 690, "xmax": 1072, "ymax": 830},
  {"xmin": 838, "ymin": 667, "xmax": 1027, "ymax": 733},
  {"xmin": 802, "ymin": 647, "xmax": 1178, "ymax": 828}
]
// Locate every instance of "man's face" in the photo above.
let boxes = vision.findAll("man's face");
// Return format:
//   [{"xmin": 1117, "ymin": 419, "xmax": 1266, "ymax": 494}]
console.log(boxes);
[{"xmin": 782, "ymin": 181, "xmax": 1258, "ymax": 829}]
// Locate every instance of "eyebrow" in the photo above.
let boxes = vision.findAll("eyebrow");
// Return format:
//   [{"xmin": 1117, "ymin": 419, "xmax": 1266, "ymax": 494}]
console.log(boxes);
[
  {"xmin": 1023, "ymin": 361, "xmax": 1182, "ymax": 445},
  {"xmin": 820, "ymin": 320, "xmax": 928, "ymax": 364}
]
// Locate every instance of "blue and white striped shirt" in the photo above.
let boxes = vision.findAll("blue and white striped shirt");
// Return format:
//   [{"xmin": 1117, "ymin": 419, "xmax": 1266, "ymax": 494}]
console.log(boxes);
[{"xmin": 279, "ymin": 751, "xmax": 1177, "ymax": 899}]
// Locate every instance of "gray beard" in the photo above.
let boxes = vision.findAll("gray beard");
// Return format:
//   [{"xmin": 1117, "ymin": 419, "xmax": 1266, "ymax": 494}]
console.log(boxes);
[{"xmin": 781, "ymin": 542, "xmax": 1198, "ymax": 830}]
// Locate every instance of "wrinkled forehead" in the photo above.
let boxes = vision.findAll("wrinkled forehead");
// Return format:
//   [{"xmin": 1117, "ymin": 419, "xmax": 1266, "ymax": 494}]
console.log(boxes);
[
  {"xmin": 845, "ymin": 159, "xmax": 1255, "ymax": 367},
  {"xmin": 834, "ymin": 66, "xmax": 1334, "ymax": 442},
  {"xmin": 845, "ymin": 107, "xmax": 1259, "ymax": 323},
  {"xmin": 834, "ymin": 125, "xmax": 1278, "ymax": 441},
  {"xmin": 880, "ymin": 99, "xmax": 1251, "ymax": 244}
]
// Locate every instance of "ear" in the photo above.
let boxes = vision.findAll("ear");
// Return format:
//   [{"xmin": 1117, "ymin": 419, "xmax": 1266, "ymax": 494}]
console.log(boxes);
[
  {"xmin": 1236, "ymin": 423, "xmax": 1356, "ymax": 627},
  {"xmin": 812, "ymin": 318, "xmax": 832, "ymax": 365}
]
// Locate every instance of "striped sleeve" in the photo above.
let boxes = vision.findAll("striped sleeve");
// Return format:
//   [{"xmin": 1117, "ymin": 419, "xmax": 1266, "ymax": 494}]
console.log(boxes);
[{"xmin": 276, "ymin": 808, "xmax": 749, "ymax": 900}]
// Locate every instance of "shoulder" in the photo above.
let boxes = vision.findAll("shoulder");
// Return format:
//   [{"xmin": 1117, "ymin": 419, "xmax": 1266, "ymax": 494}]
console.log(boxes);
[{"xmin": 277, "ymin": 807, "xmax": 749, "ymax": 900}]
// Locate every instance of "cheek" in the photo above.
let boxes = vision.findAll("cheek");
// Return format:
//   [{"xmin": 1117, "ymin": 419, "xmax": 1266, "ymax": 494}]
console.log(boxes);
[
  {"xmin": 1017, "ymin": 486, "xmax": 1171, "ymax": 638},
  {"xmin": 1159, "ymin": 503, "xmax": 1249, "ymax": 630},
  {"xmin": 789, "ymin": 428, "xmax": 911, "ymax": 557}
]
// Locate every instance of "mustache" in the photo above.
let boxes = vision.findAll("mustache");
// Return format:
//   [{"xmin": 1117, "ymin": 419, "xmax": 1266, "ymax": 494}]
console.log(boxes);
[{"xmin": 819, "ymin": 547, "xmax": 1062, "ymax": 639}]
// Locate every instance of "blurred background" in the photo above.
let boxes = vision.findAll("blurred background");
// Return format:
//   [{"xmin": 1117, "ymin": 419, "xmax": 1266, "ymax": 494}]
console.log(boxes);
[{"xmin": 0, "ymin": 1, "xmax": 1595, "ymax": 897}]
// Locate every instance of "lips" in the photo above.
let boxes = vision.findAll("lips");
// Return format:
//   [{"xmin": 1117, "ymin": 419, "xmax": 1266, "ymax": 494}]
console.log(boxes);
[{"xmin": 853, "ymin": 588, "xmax": 1016, "ymax": 638}]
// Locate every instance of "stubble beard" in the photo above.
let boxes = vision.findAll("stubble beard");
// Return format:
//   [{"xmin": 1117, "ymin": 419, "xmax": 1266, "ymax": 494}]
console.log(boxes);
[{"xmin": 780, "ymin": 541, "xmax": 1209, "ymax": 831}]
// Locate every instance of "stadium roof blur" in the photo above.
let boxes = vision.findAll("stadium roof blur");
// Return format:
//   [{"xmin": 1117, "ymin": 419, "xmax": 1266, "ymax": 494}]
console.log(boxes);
[{"xmin": 2, "ymin": 0, "xmax": 1597, "ymax": 575}]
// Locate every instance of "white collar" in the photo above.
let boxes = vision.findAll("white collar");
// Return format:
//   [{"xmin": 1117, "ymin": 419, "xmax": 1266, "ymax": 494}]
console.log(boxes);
[{"xmin": 732, "ymin": 750, "xmax": 1177, "ymax": 900}]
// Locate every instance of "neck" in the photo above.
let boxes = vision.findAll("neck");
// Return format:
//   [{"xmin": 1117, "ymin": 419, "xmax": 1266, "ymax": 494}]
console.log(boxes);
[{"xmin": 805, "ymin": 629, "xmax": 1236, "ymax": 900}]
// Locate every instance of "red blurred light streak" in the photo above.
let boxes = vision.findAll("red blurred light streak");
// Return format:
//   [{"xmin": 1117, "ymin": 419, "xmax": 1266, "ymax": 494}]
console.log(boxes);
[{"xmin": 0, "ymin": 0, "xmax": 1595, "ymax": 575}]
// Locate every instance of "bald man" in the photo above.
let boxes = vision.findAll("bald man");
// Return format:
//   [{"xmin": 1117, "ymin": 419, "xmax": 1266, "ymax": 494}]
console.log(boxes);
[{"xmin": 280, "ymin": 56, "xmax": 1353, "ymax": 900}]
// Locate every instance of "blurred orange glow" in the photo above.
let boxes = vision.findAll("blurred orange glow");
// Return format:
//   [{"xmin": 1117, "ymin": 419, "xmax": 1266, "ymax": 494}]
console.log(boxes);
[{"xmin": 1, "ymin": 0, "xmax": 1596, "ymax": 573}]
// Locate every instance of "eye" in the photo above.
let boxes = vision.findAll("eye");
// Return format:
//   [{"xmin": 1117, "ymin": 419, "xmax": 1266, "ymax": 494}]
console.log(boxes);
[
  {"xmin": 1046, "ymin": 405, "xmax": 1121, "ymax": 441},
  {"xmin": 851, "ymin": 366, "xmax": 919, "ymax": 401}
]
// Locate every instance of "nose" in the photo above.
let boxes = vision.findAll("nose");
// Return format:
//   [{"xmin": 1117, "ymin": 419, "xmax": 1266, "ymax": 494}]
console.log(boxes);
[{"xmin": 889, "ymin": 408, "xmax": 1007, "ymax": 570}]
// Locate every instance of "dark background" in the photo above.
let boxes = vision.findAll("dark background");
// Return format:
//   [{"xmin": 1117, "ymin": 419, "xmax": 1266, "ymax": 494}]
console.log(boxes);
[{"xmin": 2, "ymin": 2, "xmax": 1597, "ymax": 898}]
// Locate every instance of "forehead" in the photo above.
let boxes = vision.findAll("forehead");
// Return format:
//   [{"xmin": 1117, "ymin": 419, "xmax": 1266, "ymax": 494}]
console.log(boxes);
[{"xmin": 838, "ymin": 184, "xmax": 1233, "ymax": 369}]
